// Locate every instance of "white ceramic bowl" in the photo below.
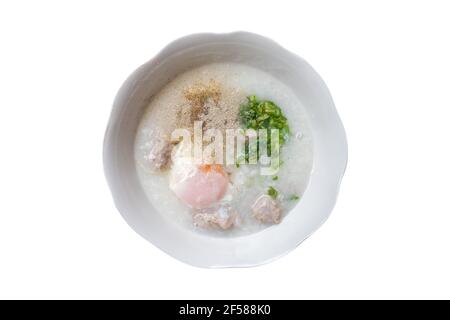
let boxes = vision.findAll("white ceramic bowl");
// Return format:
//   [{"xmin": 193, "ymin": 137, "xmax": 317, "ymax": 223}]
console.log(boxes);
[{"xmin": 103, "ymin": 32, "xmax": 347, "ymax": 268}]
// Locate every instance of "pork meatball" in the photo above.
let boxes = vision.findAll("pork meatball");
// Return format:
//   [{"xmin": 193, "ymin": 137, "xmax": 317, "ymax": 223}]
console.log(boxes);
[
  {"xmin": 144, "ymin": 136, "xmax": 173, "ymax": 172},
  {"xmin": 192, "ymin": 204, "xmax": 238, "ymax": 230},
  {"xmin": 251, "ymin": 195, "xmax": 282, "ymax": 224}
]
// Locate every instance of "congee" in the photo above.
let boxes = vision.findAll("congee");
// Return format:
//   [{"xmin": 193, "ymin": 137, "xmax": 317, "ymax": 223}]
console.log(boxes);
[{"xmin": 134, "ymin": 62, "xmax": 313, "ymax": 237}]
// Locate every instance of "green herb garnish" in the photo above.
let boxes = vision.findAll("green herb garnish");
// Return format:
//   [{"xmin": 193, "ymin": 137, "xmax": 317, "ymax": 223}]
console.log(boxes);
[
  {"xmin": 239, "ymin": 95, "xmax": 290, "ymax": 159},
  {"xmin": 272, "ymin": 176, "xmax": 279, "ymax": 181},
  {"xmin": 289, "ymin": 194, "xmax": 300, "ymax": 201},
  {"xmin": 267, "ymin": 186, "xmax": 278, "ymax": 199}
]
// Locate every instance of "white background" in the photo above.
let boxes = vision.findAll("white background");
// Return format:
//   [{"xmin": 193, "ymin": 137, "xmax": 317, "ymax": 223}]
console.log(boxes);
[{"xmin": 1, "ymin": 1, "xmax": 449, "ymax": 300}]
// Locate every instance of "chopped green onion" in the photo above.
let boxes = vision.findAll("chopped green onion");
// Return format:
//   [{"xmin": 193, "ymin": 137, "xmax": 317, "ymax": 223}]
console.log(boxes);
[
  {"xmin": 239, "ymin": 95, "xmax": 290, "ymax": 160},
  {"xmin": 267, "ymin": 186, "xmax": 278, "ymax": 199}
]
